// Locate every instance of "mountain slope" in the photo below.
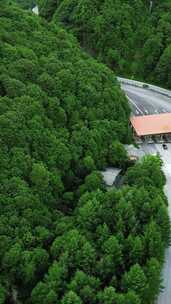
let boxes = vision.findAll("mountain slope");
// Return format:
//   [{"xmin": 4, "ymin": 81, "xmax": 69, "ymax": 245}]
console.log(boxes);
[
  {"xmin": 0, "ymin": 2, "xmax": 170, "ymax": 304},
  {"xmin": 38, "ymin": 0, "xmax": 171, "ymax": 88}
]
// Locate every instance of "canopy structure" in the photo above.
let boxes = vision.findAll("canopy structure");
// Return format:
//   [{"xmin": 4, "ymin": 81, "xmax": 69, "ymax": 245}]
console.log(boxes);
[
  {"xmin": 101, "ymin": 168, "xmax": 121, "ymax": 186},
  {"xmin": 130, "ymin": 113, "xmax": 171, "ymax": 136}
]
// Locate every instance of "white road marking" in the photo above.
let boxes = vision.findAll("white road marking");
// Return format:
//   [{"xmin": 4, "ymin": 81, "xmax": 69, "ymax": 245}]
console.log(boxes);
[{"xmin": 126, "ymin": 96, "xmax": 144, "ymax": 115}]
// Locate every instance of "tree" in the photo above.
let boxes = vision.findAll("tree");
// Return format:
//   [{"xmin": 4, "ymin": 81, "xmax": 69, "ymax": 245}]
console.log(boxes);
[
  {"xmin": 122, "ymin": 264, "xmax": 147, "ymax": 298},
  {"xmin": 83, "ymin": 155, "xmax": 95, "ymax": 172},
  {"xmin": 108, "ymin": 141, "xmax": 128, "ymax": 167},
  {"xmin": 144, "ymin": 221, "xmax": 164, "ymax": 261},
  {"xmin": 144, "ymin": 258, "xmax": 162, "ymax": 303},
  {"xmin": 125, "ymin": 155, "xmax": 165, "ymax": 189},
  {"xmin": 84, "ymin": 171, "xmax": 103, "ymax": 192},
  {"xmin": 77, "ymin": 193, "xmax": 103, "ymax": 231},
  {"xmin": 98, "ymin": 286, "xmax": 117, "ymax": 304},
  {"xmin": 15, "ymin": 0, "xmax": 36, "ymax": 9},
  {"xmin": 51, "ymin": 229, "xmax": 96, "ymax": 273},
  {"xmin": 124, "ymin": 235, "xmax": 144, "ymax": 266},
  {"xmin": 68, "ymin": 271, "xmax": 100, "ymax": 304},
  {"xmin": 30, "ymin": 163, "xmax": 50, "ymax": 194},
  {"xmin": 3, "ymin": 243, "xmax": 22, "ymax": 278},
  {"xmin": 61, "ymin": 291, "xmax": 82, "ymax": 304},
  {"xmin": 103, "ymin": 236, "xmax": 123, "ymax": 264},
  {"xmin": 122, "ymin": 291, "xmax": 141, "ymax": 304},
  {"xmin": 20, "ymin": 248, "xmax": 49, "ymax": 285},
  {"xmin": 31, "ymin": 282, "xmax": 57, "ymax": 304},
  {"xmin": 0, "ymin": 285, "xmax": 6, "ymax": 304},
  {"xmin": 156, "ymin": 44, "xmax": 171, "ymax": 88}
]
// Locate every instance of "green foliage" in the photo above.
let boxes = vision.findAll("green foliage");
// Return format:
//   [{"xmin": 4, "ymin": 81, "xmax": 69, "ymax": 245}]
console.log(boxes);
[
  {"xmin": 14, "ymin": 0, "xmax": 36, "ymax": 9},
  {"xmin": 39, "ymin": 0, "xmax": 171, "ymax": 88},
  {"xmin": 0, "ymin": 285, "xmax": 6, "ymax": 304},
  {"xmin": 122, "ymin": 264, "xmax": 147, "ymax": 297},
  {"xmin": 109, "ymin": 141, "xmax": 128, "ymax": 167},
  {"xmin": 31, "ymin": 163, "xmax": 50, "ymax": 190},
  {"xmin": 0, "ymin": 1, "xmax": 170, "ymax": 304},
  {"xmin": 125, "ymin": 155, "xmax": 165, "ymax": 189},
  {"xmin": 61, "ymin": 291, "xmax": 83, "ymax": 304}
]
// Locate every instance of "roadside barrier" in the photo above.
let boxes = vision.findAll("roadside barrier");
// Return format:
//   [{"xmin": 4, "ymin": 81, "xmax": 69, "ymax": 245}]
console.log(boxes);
[{"xmin": 117, "ymin": 77, "xmax": 171, "ymax": 98}]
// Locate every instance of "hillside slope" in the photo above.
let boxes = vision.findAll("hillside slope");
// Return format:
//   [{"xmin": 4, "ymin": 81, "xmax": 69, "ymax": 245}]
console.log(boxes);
[
  {"xmin": 38, "ymin": 0, "xmax": 171, "ymax": 88},
  {"xmin": 0, "ymin": 2, "xmax": 170, "ymax": 304}
]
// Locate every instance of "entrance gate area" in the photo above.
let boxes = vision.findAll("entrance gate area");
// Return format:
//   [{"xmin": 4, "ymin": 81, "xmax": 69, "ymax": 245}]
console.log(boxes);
[{"xmin": 130, "ymin": 113, "xmax": 171, "ymax": 144}]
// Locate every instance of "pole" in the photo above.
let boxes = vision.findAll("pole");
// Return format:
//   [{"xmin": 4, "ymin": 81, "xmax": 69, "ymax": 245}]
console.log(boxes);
[{"xmin": 149, "ymin": 1, "xmax": 153, "ymax": 13}]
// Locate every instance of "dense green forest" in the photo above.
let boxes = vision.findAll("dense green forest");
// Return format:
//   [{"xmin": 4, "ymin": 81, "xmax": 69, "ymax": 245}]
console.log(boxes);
[
  {"xmin": 0, "ymin": 1, "xmax": 170, "ymax": 303},
  {"xmin": 14, "ymin": 0, "xmax": 36, "ymax": 9},
  {"xmin": 37, "ymin": 0, "xmax": 171, "ymax": 88}
]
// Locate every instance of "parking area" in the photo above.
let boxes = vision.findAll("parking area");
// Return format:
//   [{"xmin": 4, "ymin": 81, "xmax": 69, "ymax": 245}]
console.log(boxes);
[{"xmin": 125, "ymin": 143, "xmax": 171, "ymax": 163}]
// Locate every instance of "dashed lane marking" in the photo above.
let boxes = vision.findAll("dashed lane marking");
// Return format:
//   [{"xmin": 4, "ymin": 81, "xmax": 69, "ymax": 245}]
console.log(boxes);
[{"xmin": 126, "ymin": 96, "xmax": 144, "ymax": 115}]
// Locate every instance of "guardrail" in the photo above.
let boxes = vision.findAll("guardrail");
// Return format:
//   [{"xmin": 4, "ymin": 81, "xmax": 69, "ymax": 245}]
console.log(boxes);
[{"xmin": 117, "ymin": 77, "xmax": 171, "ymax": 98}]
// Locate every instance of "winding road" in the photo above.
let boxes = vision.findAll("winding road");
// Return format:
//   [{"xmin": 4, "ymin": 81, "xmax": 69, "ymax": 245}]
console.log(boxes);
[
  {"xmin": 121, "ymin": 82, "xmax": 171, "ymax": 116},
  {"xmin": 119, "ymin": 78, "xmax": 171, "ymax": 304}
]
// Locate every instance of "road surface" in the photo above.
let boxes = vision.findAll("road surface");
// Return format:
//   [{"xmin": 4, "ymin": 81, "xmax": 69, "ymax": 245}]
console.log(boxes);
[
  {"xmin": 121, "ymin": 83, "xmax": 171, "ymax": 116},
  {"xmin": 120, "ymin": 80, "xmax": 171, "ymax": 304}
]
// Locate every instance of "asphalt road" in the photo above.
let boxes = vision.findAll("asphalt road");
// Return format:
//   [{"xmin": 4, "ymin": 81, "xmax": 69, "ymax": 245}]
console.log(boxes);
[
  {"xmin": 121, "ymin": 81, "xmax": 171, "ymax": 304},
  {"xmin": 121, "ymin": 83, "xmax": 171, "ymax": 116}
]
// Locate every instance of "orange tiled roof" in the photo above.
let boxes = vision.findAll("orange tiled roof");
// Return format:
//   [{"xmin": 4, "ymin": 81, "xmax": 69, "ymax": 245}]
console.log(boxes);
[{"xmin": 130, "ymin": 113, "xmax": 171, "ymax": 136}]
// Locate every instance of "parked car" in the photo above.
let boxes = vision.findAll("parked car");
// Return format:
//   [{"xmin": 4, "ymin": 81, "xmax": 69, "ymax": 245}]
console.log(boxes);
[
  {"xmin": 162, "ymin": 143, "xmax": 168, "ymax": 150},
  {"xmin": 142, "ymin": 83, "xmax": 149, "ymax": 89}
]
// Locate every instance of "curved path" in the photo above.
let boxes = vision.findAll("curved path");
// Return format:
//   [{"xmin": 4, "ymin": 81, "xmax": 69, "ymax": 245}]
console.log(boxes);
[
  {"xmin": 119, "ymin": 78, "xmax": 171, "ymax": 304},
  {"xmin": 120, "ymin": 82, "xmax": 171, "ymax": 116}
]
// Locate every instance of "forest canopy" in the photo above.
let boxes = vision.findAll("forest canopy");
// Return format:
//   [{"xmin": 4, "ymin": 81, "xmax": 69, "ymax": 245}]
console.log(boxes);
[
  {"xmin": 0, "ymin": 1, "xmax": 170, "ymax": 304},
  {"xmin": 13, "ymin": 0, "xmax": 36, "ymax": 9},
  {"xmin": 38, "ymin": 0, "xmax": 171, "ymax": 88}
]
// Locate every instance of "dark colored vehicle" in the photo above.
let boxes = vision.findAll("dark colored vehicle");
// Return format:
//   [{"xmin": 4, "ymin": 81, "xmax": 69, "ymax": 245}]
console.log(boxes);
[
  {"xmin": 142, "ymin": 84, "xmax": 149, "ymax": 89},
  {"xmin": 163, "ymin": 143, "xmax": 168, "ymax": 150}
]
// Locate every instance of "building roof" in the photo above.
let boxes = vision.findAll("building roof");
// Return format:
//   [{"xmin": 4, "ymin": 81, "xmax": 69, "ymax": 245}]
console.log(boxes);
[
  {"xmin": 101, "ymin": 168, "xmax": 121, "ymax": 186},
  {"xmin": 130, "ymin": 113, "xmax": 171, "ymax": 136}
]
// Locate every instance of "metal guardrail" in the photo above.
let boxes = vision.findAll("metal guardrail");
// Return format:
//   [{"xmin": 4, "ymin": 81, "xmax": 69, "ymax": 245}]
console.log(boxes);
[{"xmin": 117, "ymin": 77, "xmax": 171, "ymax": 98}]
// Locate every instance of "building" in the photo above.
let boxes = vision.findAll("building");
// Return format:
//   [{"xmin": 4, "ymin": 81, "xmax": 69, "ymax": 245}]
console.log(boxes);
[
  {"xmin": 32, "ymin": 5, "xmax": 39, "ymax": 15},
  {"xmin": 130, "ymin": 113, "xmax": 171, "ymax": 142},
  {"xmin": 101, "ymin": 168, "xmax": 121, "ymax": 187}
]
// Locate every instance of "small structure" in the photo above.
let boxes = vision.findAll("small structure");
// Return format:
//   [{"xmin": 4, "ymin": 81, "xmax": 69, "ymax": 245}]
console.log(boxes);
[
  {"xmin": 101, "ymin": 168, "xmax": 121, "ymax": 187},
  {"xmin": 129, "ymin": 155, "xmax": 139, "ymax": 162},
  {"xmin": 32, "ymin": 5, "xmax": 39, "ymax": 15},
  {"xmin": 131, "ymin": 113, "xmax": 171, "ymax": 142}
]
